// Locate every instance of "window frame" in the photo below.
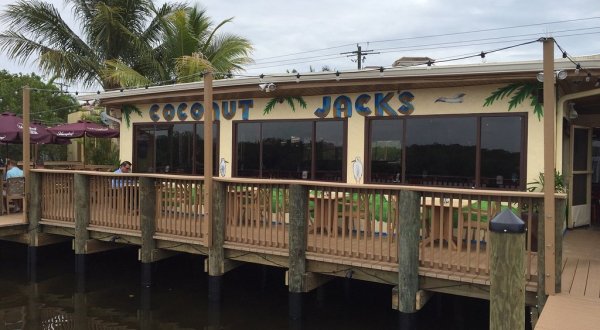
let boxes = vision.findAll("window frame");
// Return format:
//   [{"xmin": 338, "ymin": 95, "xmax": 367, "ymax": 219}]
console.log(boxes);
[
  {"xmin": 232, "ymin": 118, "xmax": 347, "ymax": 181},
  {"xmin": 365, "ymin": 113, "xmax": 527, "ymax": 190}
]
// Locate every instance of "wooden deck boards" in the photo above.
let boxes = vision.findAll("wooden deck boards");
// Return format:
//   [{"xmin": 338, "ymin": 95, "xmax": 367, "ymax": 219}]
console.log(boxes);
[{"xmin": 536, "ymin": 227, "xmax": 600, "ymax": 330}]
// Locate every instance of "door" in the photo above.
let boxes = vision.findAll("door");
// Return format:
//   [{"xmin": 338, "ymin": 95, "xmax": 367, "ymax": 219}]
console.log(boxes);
[{"xmin": 569, "ymin": 125, "xmax": 592, "ymax": 227}]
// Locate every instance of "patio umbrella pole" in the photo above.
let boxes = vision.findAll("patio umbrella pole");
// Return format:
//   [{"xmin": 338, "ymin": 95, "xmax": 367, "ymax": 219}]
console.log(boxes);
[{"xmin": 23, "ymin": 86, "xmax": 31, "ymax": 217}]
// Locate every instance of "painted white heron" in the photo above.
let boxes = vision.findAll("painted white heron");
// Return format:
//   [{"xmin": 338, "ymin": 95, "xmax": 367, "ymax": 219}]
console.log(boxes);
[
  {"xmin": 219, "ymin": 158, "xmax": 229, "ymax": 177},
  {"xmin": 351, "ymin": 156, "xmax": 363, "ymax": 183}
]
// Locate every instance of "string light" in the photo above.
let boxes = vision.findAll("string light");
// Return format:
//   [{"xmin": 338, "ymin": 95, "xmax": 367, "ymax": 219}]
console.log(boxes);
[
  {"xmin": 335, "ymin": 71, "xmax": 341, "ymax": 81},
  {"xmin": 480, "ymin": 51, "xmax": 486, "ymax": 63},
  {"xmin": 575, "ymin": 63, "xmax": 581, "ymax": 74},
  {"xmin": 295, "ymin": 73, "xmax": 301, "ymax": 83},
  {"xmin": 379, "ymin": 66, "xmax": 385, "ymax": 77}
]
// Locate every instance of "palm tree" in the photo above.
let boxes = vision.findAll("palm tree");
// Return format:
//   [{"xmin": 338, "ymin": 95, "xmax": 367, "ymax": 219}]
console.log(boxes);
[
  {"xmin": 0, "ymin": 1, "xmax": 253, "ymax": 89},
  {"xmin": 263, "ymin": 96, "xmax": 307, "ymax": 115},
  {"xmin": 483, "ymin": 82, "xmax": 543, "ymax": 120}
]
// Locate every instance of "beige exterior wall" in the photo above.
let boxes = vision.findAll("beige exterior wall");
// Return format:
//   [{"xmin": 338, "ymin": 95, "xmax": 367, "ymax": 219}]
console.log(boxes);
[{"xmin": 120, "ymin": 83, "xmax": 545, "ymax": 185}]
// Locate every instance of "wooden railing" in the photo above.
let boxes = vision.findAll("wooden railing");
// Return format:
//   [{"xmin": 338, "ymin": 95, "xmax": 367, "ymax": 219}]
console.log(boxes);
[
  {"xmin": 88, "ymin": 173, "xmax": 140, "ymax": 231},
  {"xmin": 33, "ymin": 171, "xmax": 558, "ymax": 290},
  {"xmin": 41, "ymin": 172, "xmax": 74, "ymax": 223},
  {"xmin": 155, "ymin": 178, "xmax": 206, "ymax": 240}
]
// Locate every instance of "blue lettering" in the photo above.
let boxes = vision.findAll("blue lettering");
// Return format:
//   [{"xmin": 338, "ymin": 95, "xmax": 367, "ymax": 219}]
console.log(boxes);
[
  {"xmin": 190, "ymin": 102, "xmax": 203, "ymax": 120},
  {"xmin": 375, "ymin": 92, "xmax": 397, "ymax": 116},
  {"xmin": 355, "ymin": 94, "xmax": 372, "ymax": 116},
  {"xmin": 238, "ymin": 99, "xmax": 253, "ymax": 120},
  {"xmin": 149, "ymin": 104, "xmax": 160, "ymax": 122},
  {"xmin": 334, "ymin": 95, "xmax": 352, "ymax": 118},
  {"xmin": 177, "ymin": 103, "xmax": 188, "ymax": 121},
  {"xmin": 211, "ymin": 102, "xmax": 220, "ymax": 121},
  {"xmin": 222, "ymin": 101, "xmax": 236, "ymax": 120},
  {"xmin": 163, "ymin": 104, "xmax": 175, "ymax": 121},
  {"xmin": 314, "ymin": 96, "xmax": 331, "ymax": 118},
  {"xmin": 397, "ymin": 91, "xmax": 415, "ymax": 115}
]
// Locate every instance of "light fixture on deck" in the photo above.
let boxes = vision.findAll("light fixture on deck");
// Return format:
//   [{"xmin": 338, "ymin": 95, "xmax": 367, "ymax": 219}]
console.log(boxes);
[{"xmin": 258, "ymin": 83, "xmax": 276, "ymax": 92}]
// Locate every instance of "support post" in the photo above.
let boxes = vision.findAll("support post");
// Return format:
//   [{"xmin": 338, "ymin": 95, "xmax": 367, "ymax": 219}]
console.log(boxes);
[
  {"xmin": 28, "ymin": 171, "xmax": 42, "ymax": 246},
  {"xmin": 396, "ymin": 190, "xmax": 420, "ymax": 313},
  {"xmin": 542, "ymin": 37, "xmax": 556, "ymax": 295},
  {"xmin": 208, "ymin": 181, "xmax": 225, "ymax": 303},
  {"xmin": 204, "ymin": 72, "xmax": 214, "ymax": 247},
  {"xmin": 489, "ymin": 209, "xmax": 526, "ymax": 330},
  {"xmin": 22, "ymin": 86, "xmax": 30, "ymax": 215},
  {"xmin": 555, "ymin": 198, "xmax": 565, "ymax": 293},
  {"xmin": 139, "ymin": 177, "xmax": 157, "ymax": 287},
  {"xmin": 288, "ymin": 184, "xmax": 308, "ymax": 324},
  {"xmin": 537, "ymin": 198, "xmax": 547, "ymax": 312},
  {"xmin": 74, "ymin": 173, "xmax": 90, "ymax": 279}
]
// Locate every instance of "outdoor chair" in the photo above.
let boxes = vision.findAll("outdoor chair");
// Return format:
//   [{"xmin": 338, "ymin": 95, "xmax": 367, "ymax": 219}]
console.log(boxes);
[{"xmin": 5, "ymin": 177, "xmax": 25, "ymax": 214}]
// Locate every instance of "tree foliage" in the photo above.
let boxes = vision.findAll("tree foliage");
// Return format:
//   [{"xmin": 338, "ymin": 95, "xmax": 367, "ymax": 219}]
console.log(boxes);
[{"xmin": 0, "ymin": 1, "xmax": 253, "ymax": 89}]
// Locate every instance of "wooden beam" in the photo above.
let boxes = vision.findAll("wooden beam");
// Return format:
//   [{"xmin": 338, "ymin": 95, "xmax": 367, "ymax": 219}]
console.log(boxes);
[
  {"xmin": 204, "ymin": 258, "xmax": 241, "ymax": 274},
  {"xmin": 155, "ymin": 240, "xmax": 208, "ymax": 255},
  {"xmin": 82, "ymin": 239, "xmax": 125, "ymax": 254},
  {"xmin": 137, "ymin": 248, "xmax": 179, "ymax": 263},
  {"xmin": 204, "ymin": 72, "xmax": 213, "ymax": 248},
  {"xmin": 543, "ymin": 37, "xmax": 557, "ymax": 295},
  {"xmin": 392, "ymin": 288, "xmax": 434, "ymax": 311},
  {"xmin": 285, "ymin": 271, "xmax": 333, "ymax": 293},
  {"xmin": 22, "ymin": 86, "xmax": 30, "ymax": 215},
  {"xmin": 0, "ymin": 225, "xmax": 28, "ymax": 238}
]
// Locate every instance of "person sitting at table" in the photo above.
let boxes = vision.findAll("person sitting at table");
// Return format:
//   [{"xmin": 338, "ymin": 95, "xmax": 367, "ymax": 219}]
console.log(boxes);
[
  {"xmin": 112, "ymin": 161, "xmax": 132, "ymax": 188},
  {"xmin": 5, "ymin": 159, "xmax": 23, "ymax": 179}
]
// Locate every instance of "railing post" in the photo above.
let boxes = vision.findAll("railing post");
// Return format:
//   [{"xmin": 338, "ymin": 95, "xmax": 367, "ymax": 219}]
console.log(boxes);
[
  {"xmin": 536, "ymin": 198, "xmax": 547, "ymax": 313},
  {"xmin": 396, "ymin": 190, "xmax": 420, "ymax": 313},
  {"xmin": 489, "ymin": 209, "xmax": 526, "ymax": 330},
  {"xmin": 74, "ymin": 173, "xmax": 90, "ymax": 284},
  {"xmin": 139, "ymin": 177, "xmax": 157, "ymax": 287},
  {"xmin": 555, "ymin": 197, "xmax": 565, "ymax": 293},
  {"xmin": 288, "ymin": 184, "xmax": 309, "ymax": 323},
  {"xmin": 208, "ymin": 181, "xmax": 226, "ymax": 303},
  {"xmin": 28, "ymin": 171, "xmax": 42, "ymax": 246}
]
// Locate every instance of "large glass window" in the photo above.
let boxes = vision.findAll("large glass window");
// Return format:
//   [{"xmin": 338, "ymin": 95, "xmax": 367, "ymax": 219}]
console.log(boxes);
[
  {"xmin": 480, "ymin": 116, "xmax": 523, "ymax": 189},
  {"xmin": 235, "ymin": 119, "xmax": 345, "ymax": 181},
  {"xmin": 368, "ymin": 114, "xmax": 526, "ymax": 190},
  {"xmin": 315, "ymin": 121, "xmax": 345, "ymax": 181},
  {"xmin": 406, "ymin": 117, "xmax": 477, "ymax": 186},
  {"xmin": 133, "ymin": 122, "xmax": 218, "ymax": 175},
  {"xmin": 369, "ymin": 119, "xmax": 403, "ymax": 183}
]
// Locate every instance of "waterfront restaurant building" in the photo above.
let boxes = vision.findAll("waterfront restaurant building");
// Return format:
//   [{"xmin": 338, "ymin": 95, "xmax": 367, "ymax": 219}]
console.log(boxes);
[{"xmin": 92, "ymin": 56, "xmax": 600, "ymax": 230}]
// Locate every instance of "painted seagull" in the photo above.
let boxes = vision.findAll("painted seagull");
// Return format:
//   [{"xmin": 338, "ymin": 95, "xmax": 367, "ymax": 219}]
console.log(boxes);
[
  {"xmin": 435, "ymin": 93, "xmax": 466, "ymax": 103},
  {"xmin": 219, "ymin": 158, "xmax": 229, "ymax": 177}
]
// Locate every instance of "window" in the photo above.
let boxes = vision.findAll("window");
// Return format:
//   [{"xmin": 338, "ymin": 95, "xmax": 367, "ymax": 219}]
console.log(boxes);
[
  {"xmin": 133, "ymin": 122, "xmax": 218, "ymax": 175},
  {"xmin": 235, "ymin": 119, "xmax": 346, "ymax": 181},
  {"xmin": 367, "ymin": 114, "xmax": 525, "ymax": 189}
]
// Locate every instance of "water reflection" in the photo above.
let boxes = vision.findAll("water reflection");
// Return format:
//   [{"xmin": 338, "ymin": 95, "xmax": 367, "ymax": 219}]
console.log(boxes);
[{"xmin": 0, "ymin": 241, "xmax": 495, "ymax": 329}]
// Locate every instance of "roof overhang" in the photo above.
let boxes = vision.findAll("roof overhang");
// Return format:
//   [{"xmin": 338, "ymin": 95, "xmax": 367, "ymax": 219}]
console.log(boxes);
[{"xmin": 85, "ymin": 57, "xmax": 600, "ymax": 108}]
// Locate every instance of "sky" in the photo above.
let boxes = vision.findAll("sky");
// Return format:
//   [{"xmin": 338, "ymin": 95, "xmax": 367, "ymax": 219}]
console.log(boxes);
[{"xmin": 0, "ymin": 0, "xmax": 599, "ymax": 90}]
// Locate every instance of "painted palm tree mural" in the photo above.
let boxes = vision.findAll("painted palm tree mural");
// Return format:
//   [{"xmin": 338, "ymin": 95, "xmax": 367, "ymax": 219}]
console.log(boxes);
[
  {"xmin": 263, "ymin": 96, "xmax": 307, "ymax": 115},
  {"xmin": 483, "ymin": 82, "xmax": 544, "ymax": 120}
]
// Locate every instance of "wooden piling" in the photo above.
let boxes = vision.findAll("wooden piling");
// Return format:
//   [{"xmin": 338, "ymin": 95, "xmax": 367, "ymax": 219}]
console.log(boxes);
[
  {"xmin": 28, "ymin": 171, "xmax": 42, "ymax": 246},
  {"xmin": 537, "ymin": 198, "xmax": 547, "ymax": 312},
  {"xmin": 74, "ymin": 173, "xmax": 90, "ymax": 255},
  {"xmin": 208, "ymin": 181, "xmax": 226, "ymax": 276},
  {"xmin": 288, "ymin": 184, "xmax": 308, "ymax": 293},
  {"xmin": 490, "ymin": 210, "xmax": 526, "ymax": 330},
  {"xmin": 139, "ymin": 177, "xmax": 157, "ymax": 286},
  {"xmin": 397, "ymin": 190, "xmax": 420, "ymax": 313}
]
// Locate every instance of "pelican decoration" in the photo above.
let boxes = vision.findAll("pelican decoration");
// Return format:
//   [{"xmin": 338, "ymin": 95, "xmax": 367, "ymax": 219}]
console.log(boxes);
[
  {"xmin": 351, "ymin": 156, "xmax": 363, "ymax": 183},
  {"xmin": 219, "ymin": 158, "xmax": 229, "ymax": 177}
]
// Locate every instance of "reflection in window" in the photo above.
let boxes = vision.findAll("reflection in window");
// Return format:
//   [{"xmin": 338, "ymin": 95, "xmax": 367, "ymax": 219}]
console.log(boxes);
[
  {"xmin": 406, "ymin": 117, "xmax": 476, "ymax": 187},
  {"xmin": 481, "ymin": 116, "xmax": 522, "ymax": 189},
  {"xmin": 369, "ymin": 119, "xmax": 403, "ymax": 183},
  {"xmin": 235, "ymin": 120, "xmax": 345, "ymax": 181},
  {"xmin": 236, "ymin": 122, "xmax": 260, "ymax": 177},
  {"xmin": 133, "ymin": 123, "xmax": 218, "ymax": 175},
  {"xmin": 367, "ymin": 114, "xmax": 525, "ymax": 190}
]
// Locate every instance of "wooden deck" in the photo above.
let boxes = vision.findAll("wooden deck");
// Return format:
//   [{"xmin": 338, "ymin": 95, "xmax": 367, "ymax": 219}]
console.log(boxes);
[{"xmin": 536, "ymin": 227, "xmax": 600, "ymax": 330}]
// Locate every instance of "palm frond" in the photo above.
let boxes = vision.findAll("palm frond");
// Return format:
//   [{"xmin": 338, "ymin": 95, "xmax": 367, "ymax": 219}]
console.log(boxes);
[
  {"xmin": 102, "ymin": 59, "xmax": 152, "ymax": 88},
  {"xmin": 263, "ymin": 98, "xmax": 279, "ymax": 114},
  {"xmin": 483, "ymin": 82, "xmax": 543, "ymax": 120},
  {"xmin": 121, "ymin": 104, "xmax": 142, "ymax": 128}
]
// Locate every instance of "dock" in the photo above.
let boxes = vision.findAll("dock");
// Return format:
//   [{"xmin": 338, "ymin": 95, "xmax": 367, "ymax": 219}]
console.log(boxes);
[{"xmin": 536, "ymin": 228, "xmax": 600, "ymax": 330}]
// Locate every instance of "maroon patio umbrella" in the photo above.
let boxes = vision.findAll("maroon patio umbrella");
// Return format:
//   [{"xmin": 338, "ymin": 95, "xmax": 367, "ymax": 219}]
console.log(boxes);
[
  {"xmin": 0, "ymin": 112, "xmax": 56, "ymax": 144},
  {"xmin": 48, "ymin": 120, "xmax": 120, "ymax": 138},
  {"xmin": 48, "ymin": 120, "xmax": 119, "ymax": 166}
]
